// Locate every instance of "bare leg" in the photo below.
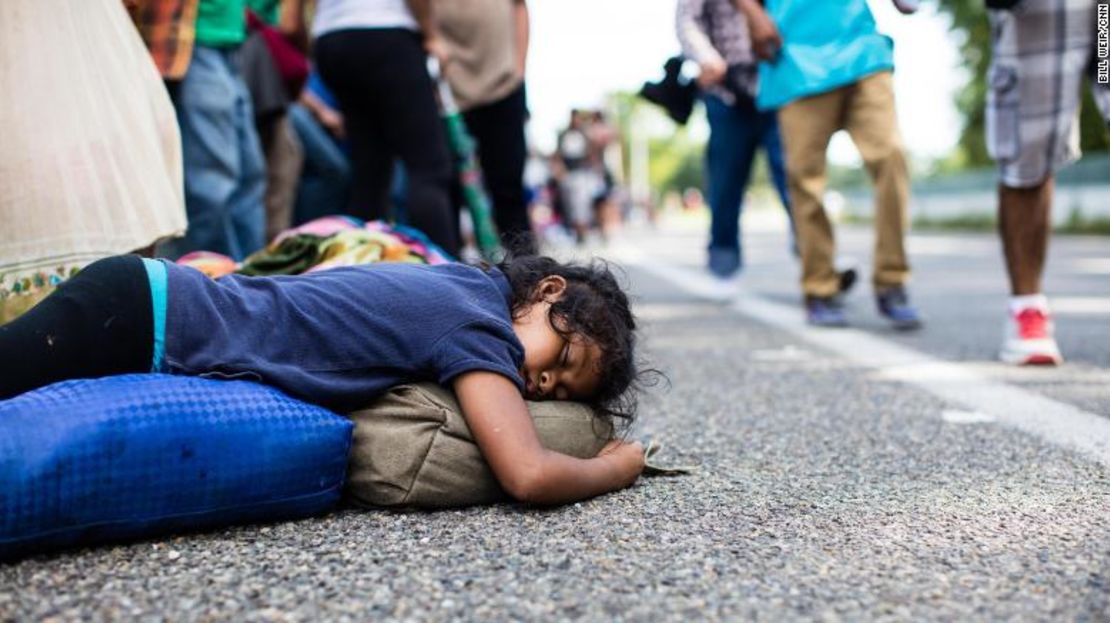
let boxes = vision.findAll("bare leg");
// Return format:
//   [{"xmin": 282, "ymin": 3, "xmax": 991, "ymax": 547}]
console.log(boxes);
[{"xmin": 998, "ymin": 177, "xmax": 1053, "ymax": 296}]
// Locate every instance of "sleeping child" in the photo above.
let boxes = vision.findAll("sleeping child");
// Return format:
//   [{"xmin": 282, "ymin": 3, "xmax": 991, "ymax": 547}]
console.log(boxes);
[{"xmin": 0, "ymin": 254, "xmax": 647, "ymax": 505}]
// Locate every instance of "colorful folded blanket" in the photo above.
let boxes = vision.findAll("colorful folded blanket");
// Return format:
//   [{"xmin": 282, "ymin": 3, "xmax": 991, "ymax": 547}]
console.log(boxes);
[{"xmin": 178, "ymin": 217, "xmax": 454, "ymax": 278}]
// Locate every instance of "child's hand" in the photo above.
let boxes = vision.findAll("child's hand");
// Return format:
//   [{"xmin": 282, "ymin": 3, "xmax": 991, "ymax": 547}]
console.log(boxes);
[{"xmin": 598, "ymin": 439, "xmax": 646, "ymax": 487}]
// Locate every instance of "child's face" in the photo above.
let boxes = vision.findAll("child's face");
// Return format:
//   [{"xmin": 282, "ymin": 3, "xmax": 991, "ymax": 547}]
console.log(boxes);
[{"xmin": 513, "ymin": 278, "xmax": 603, "ymax": 401}]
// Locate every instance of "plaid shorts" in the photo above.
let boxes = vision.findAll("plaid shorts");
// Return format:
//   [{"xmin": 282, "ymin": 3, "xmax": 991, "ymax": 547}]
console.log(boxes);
[{"xmin": 987, "ymin": 0, "xmax": 1110, "ymax": 187}]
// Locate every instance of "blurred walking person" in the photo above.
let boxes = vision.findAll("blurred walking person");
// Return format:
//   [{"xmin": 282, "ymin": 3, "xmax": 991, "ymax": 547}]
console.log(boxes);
[
  {"xmin": 436, "ymin": 0, "xmax": 535, "ymax": 256},
  {"xmin": 585, "ymin": 111, "xmax": 624, "ymax": 241},
  {"xmin": 285, "ymin": 0, "xmax": 460, "ymax": 256},
  {"xmin": 677, "ymin": 0, "xmax": 792, "ymax": 283},
  {"xmin": 738, "ymin": 0, "xmax": 922, "ymax": 329},
  {"xmin": 556, "ymin": 110, "xmax": 603, "ymax": 245},
  {"xmin": 0, "ymin": 0, "xmax": 186, "ymax": 323},
  {"xmin": 288, "ymin": 69, "xmax": 352, "ymax": 226},
  {"xmin": 131, "ymin": 0, "xmax": 268, "ymax": 260},
  {"xmin": 986, "ymin": 0, "xmax": 1110, "ymax": 365},
  {"xmin": 242, "ymin": 1, "xmax": 309, "ymax": 243}
]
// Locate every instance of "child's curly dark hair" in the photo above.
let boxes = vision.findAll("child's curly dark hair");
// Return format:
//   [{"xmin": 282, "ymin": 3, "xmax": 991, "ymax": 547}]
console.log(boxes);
[{"xmin": 498, "ymin": 255, "xmax": 645, "ymax": 429}]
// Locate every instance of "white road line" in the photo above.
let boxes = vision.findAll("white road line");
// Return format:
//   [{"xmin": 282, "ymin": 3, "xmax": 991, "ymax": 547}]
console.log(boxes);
[
  {"xmin": 618, "ymin": 249, "xmax": 1110, "ymax": 467},
  {"xmin": 942, "ymin": 410, "xmax": 997, "ymax": 424},
  {"xmin": 1051, "ymin": 297, "xmax": 1110, "ymax": 315},
  {"xmin": 1071, "ymin": 258, "xmax": 1110, "ymax": 275}
]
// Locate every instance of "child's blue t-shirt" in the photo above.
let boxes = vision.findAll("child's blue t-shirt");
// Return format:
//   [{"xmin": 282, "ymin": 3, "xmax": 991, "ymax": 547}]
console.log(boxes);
[
  {"xmin": 756, "ymin": 0, "xmax": 894, "ymax": 111},
  {"xmin": 157, "ymin": 261, "xmax": 525, "ymax": 411}
]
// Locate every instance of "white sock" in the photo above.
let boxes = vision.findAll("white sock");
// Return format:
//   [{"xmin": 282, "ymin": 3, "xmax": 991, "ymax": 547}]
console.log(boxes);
[{"xmin": 1009, "ymin": 293, "xmax": 1048, "ymax": 315}]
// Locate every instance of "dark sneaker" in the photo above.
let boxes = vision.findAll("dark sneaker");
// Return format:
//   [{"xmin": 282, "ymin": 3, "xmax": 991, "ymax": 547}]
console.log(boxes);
[
  {"xmin": 876, "ymin": 286, "xmax": 923, "ymax": 330},
  {"xmin": 805, "ymin": 296, "xmax": 848, "ymax": 327},
  {"xmin": 707, "ymin": 247, "xmax": 741, "ymax": 279}
]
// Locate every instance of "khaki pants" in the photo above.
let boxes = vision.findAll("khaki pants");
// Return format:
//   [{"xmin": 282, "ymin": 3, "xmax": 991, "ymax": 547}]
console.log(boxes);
[
  {"xmin": 261, "ymin": 113, "xmax": 306, "ymax": 244},
  {"xmin": 778, "ymin": 71, "xmax": 910, "ymax": 298}
]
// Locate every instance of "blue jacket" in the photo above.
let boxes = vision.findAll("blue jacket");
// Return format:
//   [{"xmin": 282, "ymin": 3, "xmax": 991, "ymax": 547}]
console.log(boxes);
[{"xmin": 756, "ymin": 0, "xmax": 895, "ymax": 111}]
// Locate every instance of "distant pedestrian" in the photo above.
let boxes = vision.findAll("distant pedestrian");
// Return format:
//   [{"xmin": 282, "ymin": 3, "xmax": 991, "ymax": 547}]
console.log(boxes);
[
  {"xmin": 585, "ymin": 111, "xmax": 624, "ymax": 241},
  {"xmin": 738, "ymin": 0, "xmax": 922, "ymax": 329},
  {"xmin": 986, "ymin": 0, "xmax": 1110, "ymax": 365},
  {"xmin": 556, "ymin": 110, "xmax": 604, "ymax": 245},
  {"xmin": 677, "ymin": 0, "xmax": 793, "ymax": 283}
]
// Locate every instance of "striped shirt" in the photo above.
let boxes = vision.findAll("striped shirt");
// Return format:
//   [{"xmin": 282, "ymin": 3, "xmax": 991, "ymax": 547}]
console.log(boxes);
[
  {"xmin": 676, "ymin": 0, "xmax": 758, "ymax": 105},
  {"xmin": 129, "ymin": 0, "xmax": 200, "ymax": 80},
  {"xmin": 129, "ymin": 0, "xmax": 251, "ymax": 80}
]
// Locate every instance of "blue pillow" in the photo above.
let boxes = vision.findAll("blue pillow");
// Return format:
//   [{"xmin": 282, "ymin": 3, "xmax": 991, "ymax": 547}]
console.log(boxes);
[{"xmin": 0, "ymin": 374, "xmax": 353, "ymax": 560}]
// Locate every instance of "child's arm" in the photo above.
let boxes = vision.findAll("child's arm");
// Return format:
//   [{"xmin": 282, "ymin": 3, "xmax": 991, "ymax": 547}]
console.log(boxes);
[{"xmin": 453, "ymin": 371, "xmax": 645, "ymax": 505}]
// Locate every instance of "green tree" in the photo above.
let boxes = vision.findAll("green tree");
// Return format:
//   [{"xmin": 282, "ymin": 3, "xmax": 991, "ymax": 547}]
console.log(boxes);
[
  {"xmin": 936, "ymin": 0, "xmax": 991, "ymax": 167},
  {"xmin": 647, "ymin": 133, "xmax": 705, "ymax": 195},
  {"xmin": 936, "ymin": 1, "xmax": 1109, "ymax": 170},
  {"xmin": 607, "ymin": 90, "xmax": 709, "ymax": 196}
]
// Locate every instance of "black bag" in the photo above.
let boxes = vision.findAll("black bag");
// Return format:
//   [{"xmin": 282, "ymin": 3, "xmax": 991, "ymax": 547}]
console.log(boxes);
[
  {"xmin": 639, "ymin": 56, "xmax": 699, "ymax": 125},
  {"xmin": 722, "ymin": 64, "xmax": 759, "ymax": 113}
]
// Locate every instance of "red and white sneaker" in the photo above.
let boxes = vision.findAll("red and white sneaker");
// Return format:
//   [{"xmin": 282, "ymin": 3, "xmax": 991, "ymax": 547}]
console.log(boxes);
[{"xmin": 1000, "ymin": 307, "xmax": 1063, "ymax": 366}]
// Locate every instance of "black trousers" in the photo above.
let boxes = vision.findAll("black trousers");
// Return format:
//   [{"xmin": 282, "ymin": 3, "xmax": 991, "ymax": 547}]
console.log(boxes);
[
  {"xmin": 314, "ymin": 29, "xmax": 460, "ymax": 256},
  {"xmin": 463, "ymin": 84, "xmax": 536, "ymax": 256},
  {"xmin": 0, "ymin": 256, "xmax": 152, "ymax": 400}
]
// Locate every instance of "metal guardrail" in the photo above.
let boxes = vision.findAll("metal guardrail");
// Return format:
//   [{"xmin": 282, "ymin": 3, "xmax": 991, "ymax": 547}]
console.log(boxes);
[
  {"xmin": 836, "ymin": 154, "xmax": 1110, "ymax": 227},
  {"xmin": 900, "ymin": 154, "xmax": 1110, "ymax": 196}
]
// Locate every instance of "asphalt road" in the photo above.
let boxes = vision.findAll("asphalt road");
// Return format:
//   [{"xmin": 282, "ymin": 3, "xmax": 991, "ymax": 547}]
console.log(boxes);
[
  {"xmin": 620, "ymin": 216, "xmax": 1110, "ymax": 416},
  {"xmin": 1, "ymin": 220, "xmax": 1108, "ymax": 621}
]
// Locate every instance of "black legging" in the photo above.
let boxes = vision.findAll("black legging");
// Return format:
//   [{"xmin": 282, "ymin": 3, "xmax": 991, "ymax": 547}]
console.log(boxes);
[
  {"xmin": 314, "ymin": 28, "xmax": 460, "ymax": 256},
  {"xmin": 0, "ymin": 255, "xmax": 152, "ymax": 400},
  {"xmin": 464, "ymin": 83, "xmax": 535, "ymax": 256}
]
